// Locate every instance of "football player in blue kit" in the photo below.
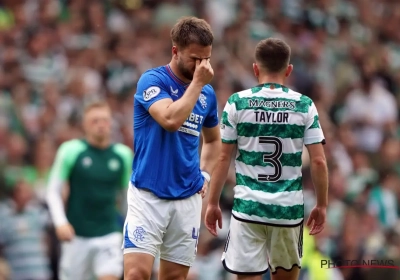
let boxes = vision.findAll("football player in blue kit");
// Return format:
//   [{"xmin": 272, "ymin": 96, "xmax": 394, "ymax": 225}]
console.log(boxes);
[{"xmin": 122, "ymin": 17, "xmax": 221, "ymax": 280}]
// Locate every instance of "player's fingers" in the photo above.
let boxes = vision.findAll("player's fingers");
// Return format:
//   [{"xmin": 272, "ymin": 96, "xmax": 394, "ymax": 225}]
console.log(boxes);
[
  {"xmin": 200, "ymin": 59, "xmax": 210, "ymax": 70},
  {"xmin": 66, "ymin": 231, "xmax": 74, "ymax": 241},
  {"xmin": 310, "ymin": 225, "xmax": 322, "ymax": 235},
  {"xmin": 306, "ymin": 215, "xmax": 313, "ymax": 227},
  {"xmin": 211, "ymin": 226, "xmax": 217, "ymax": 236},
  {"xmin": 218, "ymin": 217, "xmax": 222, "ymax": 229},
  {"xmin": 195, "ymin": 59, "xmax": 201, "ymax": 68},
  {"xmin": 198, "ymin": 187, "xmax": 205, "ymax": 198},
  {"xmin": 61, "ymin": 233, "xmax": 71, "ymax": 242},
  {"xmin": 314, "ymin": 226, "xmax": 323, "ymax": 235},
  {"xmin": 205, "ymin": 221, "xmax": 217, "ymax": 236},
  {"xmin": 310, "ymin": 224, "xmax": 324, "ymax": 235},
  {"xmin": 69, "ymin": 227, "xmax": 75, "ymax": 239}
]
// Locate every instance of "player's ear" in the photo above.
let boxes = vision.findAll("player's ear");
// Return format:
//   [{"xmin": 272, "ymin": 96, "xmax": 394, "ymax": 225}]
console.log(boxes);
[
  {"xmin": 82, "ymin": 114, "xmax": 89, "ymax": 133},
  {"xmin": 172, "ymin": 46, "xmax": 178, "ymax": 59},
  {"xmin": 285, "ymin": 64, "xmax": 293, "ymax": 77},
  {"xmin": 253, "ymin": 63, "xmax": 259, "ymax": 78}
]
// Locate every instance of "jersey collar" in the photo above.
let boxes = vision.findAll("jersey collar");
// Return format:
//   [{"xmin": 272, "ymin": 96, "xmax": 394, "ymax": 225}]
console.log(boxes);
[
  {"xmin": 165, "ymin": 65, "xmax": 190, "ymax": 87},
  {"xmin": 255, "ymin": 83, "xmax": 289, "ymax": 93}
]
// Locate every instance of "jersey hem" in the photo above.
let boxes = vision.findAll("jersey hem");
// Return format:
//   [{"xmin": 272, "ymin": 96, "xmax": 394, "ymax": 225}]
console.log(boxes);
[
  {"xmin": 132, "ymin": 184, "xmax": 202, "ymax": 200},
  {"xmin": 231, "ymin": 213, "xmax": 304, "ymax": 228}
]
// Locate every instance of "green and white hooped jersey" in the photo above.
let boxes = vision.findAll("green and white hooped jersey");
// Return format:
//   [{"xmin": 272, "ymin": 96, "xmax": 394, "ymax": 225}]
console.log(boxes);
[{"xmin": 220, "ymin": 83, "xmax": 325, "ymax": 226}]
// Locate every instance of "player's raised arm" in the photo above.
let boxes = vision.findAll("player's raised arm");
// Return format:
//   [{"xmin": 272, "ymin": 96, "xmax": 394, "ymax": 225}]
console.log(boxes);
[{"xmin": 147, "ymin": 59, "xmax": 214, "ymax": 132}]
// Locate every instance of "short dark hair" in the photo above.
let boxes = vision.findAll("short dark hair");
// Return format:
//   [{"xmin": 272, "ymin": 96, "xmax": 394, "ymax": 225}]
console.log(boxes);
[
  {"xmin": 84, "ymin": 100, "xmax": 110, "ymax": 114},
  {"xmin": 170, "ymin": 17, "xmax": 214, "ymax": 49},
  {"xmin": 255, "ymin": 38, "xmax": 291, "ymax": 73}
]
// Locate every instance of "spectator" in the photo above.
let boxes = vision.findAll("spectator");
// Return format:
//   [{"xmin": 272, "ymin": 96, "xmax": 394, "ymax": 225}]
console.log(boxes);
[{"xmin": 0, "ymin": 180, "xmax": 51, "ymax": 280}]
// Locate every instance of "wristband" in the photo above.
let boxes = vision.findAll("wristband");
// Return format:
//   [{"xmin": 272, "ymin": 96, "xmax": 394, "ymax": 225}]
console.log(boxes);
[{"xmin": 201, "ymin": 171, "xmax": 211, "ymax": 183}]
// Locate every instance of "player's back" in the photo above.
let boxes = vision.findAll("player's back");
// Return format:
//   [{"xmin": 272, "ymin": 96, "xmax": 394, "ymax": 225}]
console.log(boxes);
[{"xmin": 221, "ymin": 83, "xmax": 324, "ymax": 226}]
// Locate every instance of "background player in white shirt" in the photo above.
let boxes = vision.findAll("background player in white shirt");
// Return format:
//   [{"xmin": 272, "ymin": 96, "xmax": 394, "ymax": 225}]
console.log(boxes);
[{"xmin": 205, "ymin": 38, "xmax": 329, "ymax": 280}]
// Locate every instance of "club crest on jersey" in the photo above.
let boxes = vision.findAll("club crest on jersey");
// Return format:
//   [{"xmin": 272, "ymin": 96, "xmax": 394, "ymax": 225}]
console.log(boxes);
[
  {"xmin": 108, "ymin": 159, "xmax": 120, "ymax": 171},
  {"xmin": 199, "ymin": 94, "xmax": 207, "ymax": 109},
  {"xmin": 143, "ymin": 86, "xmax": 161, "ymax": 101},
  {"xmin": 82, "ymin": 156, "xmax": 92, "ymax": 167}
]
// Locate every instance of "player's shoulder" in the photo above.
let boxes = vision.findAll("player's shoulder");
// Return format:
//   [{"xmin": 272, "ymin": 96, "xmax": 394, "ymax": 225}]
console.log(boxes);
[
  {"xmin": 287, "ymin": 88, "xmax": 314, "ymax": 105},
  {"xmin": 136, "ymin": 66, "xmax": 169, "ymax": 101},
  {"xmin": 226, "ymin": 88, "xmax": 253, "ymax": 104},
  {"xmin": 202, "ymin": 84, "xmax": 216, "ymax": 94},
  {"xmin": 59, "ymin": 139, "xmax": 86, "ymax": 151},
  {"xmin": 138, "ymin": 66, "xmax": 169, "ymax": 83},
  {"xmin": 112, "ymin": 143, "xmax": 133, "ymax": 157},
  {"xmin": 56, "ymin": 139, "xmax": 87, "ymax": 160}
]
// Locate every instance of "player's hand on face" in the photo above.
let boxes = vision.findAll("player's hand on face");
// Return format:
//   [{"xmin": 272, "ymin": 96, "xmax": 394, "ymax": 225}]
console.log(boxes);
[
  {"xmin": 193, "ymin": 59, "xmax": 214, "ymax": 87},
  {"xmin": 204, "ymin": 204, "xmax": 222, "ymax": 237},
  {"xmin": 55, "ymin": 223, "xmax": 75, "ymax": 241},
  {"xmin": 306, "ymin": 206, "xmax": 326, "ymax": 235},
  {"xmin": 197, "ymin": 181, "xmax": 208, "ymax": 199}
]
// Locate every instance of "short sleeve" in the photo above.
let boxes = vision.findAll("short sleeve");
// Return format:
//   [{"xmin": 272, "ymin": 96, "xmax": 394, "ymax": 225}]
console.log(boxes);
[
  {"xmin": 220, "ymin": 95, "xmax": 238, "ymax": 144},
  {"xmin": 135, "ymin": 72, "xmax": 172, "ymax": 111},
  {"xmin": 203, "ymin": 87, "xmax": 219, "ymax": 128},
  {"xmin": 304, "ymin": 102, "xmax": 325, "ymax": 145}
]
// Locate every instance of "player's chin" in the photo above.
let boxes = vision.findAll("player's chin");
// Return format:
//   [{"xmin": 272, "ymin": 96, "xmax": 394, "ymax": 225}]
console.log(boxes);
[
  {"xmin": 94, "ymin": 133, "xmax": 108, "ymax": 141},
  {"xmin": 182, "ymin": 70, "xmax": 194, "ymax": 81}
]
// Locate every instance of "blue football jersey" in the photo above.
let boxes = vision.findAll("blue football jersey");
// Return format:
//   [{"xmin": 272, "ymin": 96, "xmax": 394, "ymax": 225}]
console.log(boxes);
[{"xmin": 131, "ymin": 65, "xmax": 219, "ymax": 199}]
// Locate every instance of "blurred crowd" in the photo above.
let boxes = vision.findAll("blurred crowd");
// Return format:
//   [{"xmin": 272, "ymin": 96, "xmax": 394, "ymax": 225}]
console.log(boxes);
[{"xmin": 1, "ymin": 0, "xmax": 400, "ymax": 279}]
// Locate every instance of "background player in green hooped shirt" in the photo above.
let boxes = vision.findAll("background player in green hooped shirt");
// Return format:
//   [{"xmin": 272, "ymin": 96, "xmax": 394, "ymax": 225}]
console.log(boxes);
[
  {"xmin": 46, "ymin": 101, "xmax": 133, "ymax": 280},
  {"xmin": 205, "ymin": 38, "xmax": 329, "ymax": 280}
]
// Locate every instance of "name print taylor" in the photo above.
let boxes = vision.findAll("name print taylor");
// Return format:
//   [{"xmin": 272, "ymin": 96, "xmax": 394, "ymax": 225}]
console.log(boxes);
[{"xmin": 250, "ymin": 99, "xmax": 296, "ymax": 123}]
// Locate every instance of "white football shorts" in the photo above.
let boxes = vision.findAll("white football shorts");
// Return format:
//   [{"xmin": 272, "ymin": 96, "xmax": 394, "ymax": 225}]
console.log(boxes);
[
  {"xmin": 122, "ymin": 183, "xmax": 202, "ymax": 266},
  {"xmin": 59, "ymin": 232, "xmax": 123, "ymax": 280},
  {"xmin": 222, "ymin": 216, "xmax": 303, "ymax": 275}
]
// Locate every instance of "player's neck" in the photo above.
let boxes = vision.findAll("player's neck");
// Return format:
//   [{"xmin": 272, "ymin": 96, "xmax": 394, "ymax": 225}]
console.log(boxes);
[
  {"xmin": 168, "ymin": 61, "xmax": 191, "ymax": 84},
  {"xmin": 257, "ymin": 75, "xmax": 285, "ymax": 86},
  {"xmin": 86, "ymin": 136, "xmax": 110, "ymax": 149}
]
